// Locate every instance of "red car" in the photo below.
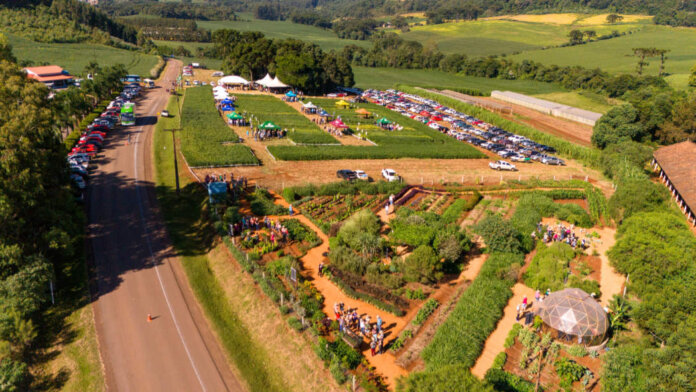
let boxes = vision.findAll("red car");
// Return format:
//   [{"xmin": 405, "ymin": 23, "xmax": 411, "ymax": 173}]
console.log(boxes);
[
  {"xmin": 71, "ymin": 145, "xmax": 97, "ymax": 157},
  {"xmin": 88, "ymin": 124, "xmax": 109, "ymax": 133},
  {"xmin": 84, "ymin": 130, "xmax": 106, "ymax": 138}
]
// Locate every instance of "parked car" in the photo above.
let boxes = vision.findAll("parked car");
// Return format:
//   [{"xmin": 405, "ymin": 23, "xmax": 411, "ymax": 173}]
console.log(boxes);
[
  {"xmin": 542, "ymin": 156, "xmax": 565, "ymax": 166},
  {"xmin": 336, "ymin": 169, "xmax": 356, "ymax": 181},
  {"xmin": 70, "ymin": 174, "xmax": 87, "ymax": 190},
  {"xmin": 489, "ymin": 160, "xmax": 517, "ymax": 171},
  {"xmin": 354, "ymin": 170, "xmax": 369, "ymax": 181},
  {"xmin": 161, "ymin": 110, "xmax": 170, "ymax": 117},
  {"xmin": 381, "ymin": 168, "xmax": 399, "ymax": 182}
]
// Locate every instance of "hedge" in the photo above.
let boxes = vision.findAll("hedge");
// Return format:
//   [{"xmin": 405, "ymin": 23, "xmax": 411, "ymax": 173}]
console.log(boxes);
[
  {"xmin": 396, "ymin": 85, "xmax": 601, "ymax": 168},
  {"xmin": 422, "ymin": 252, "xmax": 523, "ymax": 370},
  {"xmin": 441, "ymin": 193, "xmax": 481, "ymax": 224},
  {"xmin": 268, "ymin": 142, "xmax": 485, "ymax": 161},
  {"xmin": 484, "ymin": 369, "xmax": 538, "ymax": 392},
  {"xmin": 283, "ymin": 180, "xmax": 405, "ymax": 203}
]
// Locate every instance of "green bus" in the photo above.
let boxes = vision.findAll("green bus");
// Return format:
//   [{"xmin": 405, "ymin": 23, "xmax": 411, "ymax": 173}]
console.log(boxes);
[{"xmin": 121, "ymin": 102, "xmax": 135, "ymax": 126}]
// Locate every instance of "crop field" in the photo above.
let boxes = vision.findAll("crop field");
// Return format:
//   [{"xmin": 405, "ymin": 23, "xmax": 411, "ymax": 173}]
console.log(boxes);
[
  {"xmin": 6, "ymin": 33, "xmax": 159, "ymax": 77},
  {"xmin": 180, "ymin": 87, "xmax": 259, "ymax": 167},
  {"xmin": 267, "ymin": 98, "xmax": 485, "ymax": 161},
  {"xmin": 235, "ymin": 94, "xmax": 338, "ymax": 144},
  {"xmin": 353, "ymin": 67, "xmax": 566, "ymax": 95},
  {"xmin": 197, "ymin": 13, "xmax": 370, "ymax": 52},
  {"xmin": 398, "ymin": 17, "xmax": 646, "ymax": 56},
  {"xmin": 510, "ymin": 25, "xmax": 696, "ymax": 89}
]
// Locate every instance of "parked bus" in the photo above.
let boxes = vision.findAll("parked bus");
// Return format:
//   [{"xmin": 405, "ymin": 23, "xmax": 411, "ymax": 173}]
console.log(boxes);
[
  {"xmin": 121, "ymin": 102, "xmax": 135, "ymax": 126},
  {"xmin": 123, "ymin": 74, "xmax": 141, "ymax": 84}
]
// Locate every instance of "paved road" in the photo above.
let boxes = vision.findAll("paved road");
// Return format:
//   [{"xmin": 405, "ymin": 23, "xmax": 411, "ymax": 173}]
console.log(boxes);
[{"xmin": 88, "ymin": 61, "xmax": 243, "ymax": 392}]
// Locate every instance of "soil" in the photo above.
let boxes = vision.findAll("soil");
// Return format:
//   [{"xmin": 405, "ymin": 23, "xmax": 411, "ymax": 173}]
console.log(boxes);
[
  {"xmin": 555, "ymin": 198, "xmax": 590, "ymax": 213},
  {"xmin": 571, "ymin": 255, "xmax": 602, "ymax": 284}
]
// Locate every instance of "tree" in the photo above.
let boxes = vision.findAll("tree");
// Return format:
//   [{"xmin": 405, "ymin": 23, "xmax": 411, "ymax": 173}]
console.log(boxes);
[
  {"xmin": 568, "ymin": 29, "xmax": 584, "ymax": 45},
  {"xmin": 608, "ymin": 178, "xmax": 669, "ymax": 222},
  {"xmin": 396, "ymin": 364, "xmax": 493, "ymax": 392},
  {"xmin": 633, "ymin": 48, "xmax": 653, "ymax": 75},
  {"xmin": 404, "ymin": 245, "xmax": 442, "ymax": 284},
  {"xmin": 591, "ymin": 104, "xmax": 646, "ymax": 148},
  {"xmin": 474, "ymin": 215, "xmax": 522, "ymax": 253},
  {"xmin": 606, "ymin": 14, "xmax": 624, "ymax": 24},
  {"xmin": 583, "ymin": 30, "xmax": 597, "ymax": 41},
  {"xmin": 654, "ymin": 49, "xmax": 670, "ymax": 76},
  {"xmin": 657, "ymin": 94, "xmax": 696, "ymax": 143}
]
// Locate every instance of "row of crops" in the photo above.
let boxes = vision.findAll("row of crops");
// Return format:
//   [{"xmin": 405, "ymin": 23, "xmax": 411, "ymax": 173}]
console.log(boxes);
[
  {"xmin": 234, "ymin": 94, "xmax": 339, "ymax": 145},
  {"xmin": 180, "ymin": 87, "xmax": 259, "ymax": 167},
  {"xmin": 267, "ymin": 98, "xmax": 485, "ymax": 161}
]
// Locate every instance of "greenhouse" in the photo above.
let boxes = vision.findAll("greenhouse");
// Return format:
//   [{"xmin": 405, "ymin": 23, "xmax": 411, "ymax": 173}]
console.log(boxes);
[{"xmin": 536, "ymin": 288, "xmax": 608, "ymax": 346}]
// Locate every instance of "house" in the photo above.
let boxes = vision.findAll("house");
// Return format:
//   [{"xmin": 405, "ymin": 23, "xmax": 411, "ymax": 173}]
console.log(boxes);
[
  {"xmin": 652, "ymin": 140, "xmax": 696, "ymax": 226},
  {"xmin": 23, "ymin": 65, "xmax": 74, "ymax": 89}
]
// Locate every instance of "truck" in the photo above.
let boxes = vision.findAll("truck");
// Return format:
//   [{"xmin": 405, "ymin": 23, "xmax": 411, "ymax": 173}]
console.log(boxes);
[
  {"xmin": 489, "ymin": 160, "xmax": 517, "ymax": 171},
  {"xmin": 120, "ymin": 102, "xmax": 135, "ymax": 126}
]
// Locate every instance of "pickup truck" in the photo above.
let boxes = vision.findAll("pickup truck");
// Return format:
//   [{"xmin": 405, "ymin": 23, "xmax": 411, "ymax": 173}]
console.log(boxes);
[
  {"xmin": 381, "ymin": 168, "xmax": 400, "ymax": 182},
  {"xmin": 489, "ymin": 160, "xmax": 517, "ymax": 171}
]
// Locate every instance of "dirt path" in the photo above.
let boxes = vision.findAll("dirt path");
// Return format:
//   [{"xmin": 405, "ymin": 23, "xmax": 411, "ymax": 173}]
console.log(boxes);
[
  {"xmin": 89, "ymin": 60, "xmax": 244, "ymax": 392},
  {"xmin": 270, "ymin": 195, "xmax": 409, "ymax": 388},
  {"xmin": 470, "ymin": 283, "xmax": 536, "ymax": 378}
]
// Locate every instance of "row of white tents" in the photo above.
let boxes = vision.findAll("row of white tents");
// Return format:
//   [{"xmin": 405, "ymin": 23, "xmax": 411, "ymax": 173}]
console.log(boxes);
[{"xmin": 217, "ymin": 73, "xmax": 289, "ymax": 88}]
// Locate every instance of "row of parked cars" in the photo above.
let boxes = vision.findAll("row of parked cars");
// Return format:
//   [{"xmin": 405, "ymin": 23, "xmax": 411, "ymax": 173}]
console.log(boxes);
[
  {"xmin": 336, "ymin": 169, "xmax": 401, "ymax": 182},
  {"xmin": 361, "ymin": 89, "xmax": 566, "ymax": 167},
  {"xmin": 67, "ymin": 84, "xmax": 141, "ymax": 195}
]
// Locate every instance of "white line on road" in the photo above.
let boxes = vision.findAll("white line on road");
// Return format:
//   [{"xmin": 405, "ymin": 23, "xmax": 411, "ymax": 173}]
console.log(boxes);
[{"xmin": 131, "ymin": 89, "xmax": 208, "ymax": 392}]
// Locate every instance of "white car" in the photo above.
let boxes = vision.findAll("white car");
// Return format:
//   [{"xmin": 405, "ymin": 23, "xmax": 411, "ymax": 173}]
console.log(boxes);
[
  {"xmin": 381, "ymin": 168, "xmax": 399, "ymax": 182},
  {"xmin": 354, "ymin": 170, "xmax": 368, "ymax": 181},
  {"xmin": 489, "ymin": 160, "xmax": 517, "ymax": 171}
]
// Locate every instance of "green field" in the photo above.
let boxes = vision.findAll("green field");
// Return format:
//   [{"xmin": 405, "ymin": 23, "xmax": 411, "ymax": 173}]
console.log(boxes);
[
  {"xmin": 398, "ymin": 18, "xmax": 647, "ymax": 56},
  {"xmin": 353, "ymin": 66, "xmax": 566, "ymax": 95},
  {"xmin": 197, "ymin": 13, "xmax": 370, "ymax": 52},
  {"xmin": 267, "ymin": 98, "xmax": 485, "ymax": 160},
  {"xmin": 510, "ymin": 25, "xmax": 696, "ymax": 89},
  {"xmin": 180, "ymin": 87, "xmax": 259, "ymax": 167},
  {"xmin": 235, "ymin": 95, "xmax": 338, "ymax": 144},
  {"xmin": 6, "ymin": 33, "xmax": 160, "ymax": 77}
]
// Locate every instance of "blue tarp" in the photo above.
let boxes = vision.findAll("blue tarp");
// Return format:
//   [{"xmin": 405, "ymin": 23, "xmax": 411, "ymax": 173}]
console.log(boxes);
[
  {"xmin": 285, "ymin": 91, "xmax": 297, "ymax": 97},
  {"xmin": 207, "ymin": 182, "xmax": 227, "ymax": 204},
  {"xmin": 221, "ymin": 105, "xmax": 235, "ymax": 111},
  {"xmin": 221, "ymin": 98, "xmax": 234, "ymax": 105}
]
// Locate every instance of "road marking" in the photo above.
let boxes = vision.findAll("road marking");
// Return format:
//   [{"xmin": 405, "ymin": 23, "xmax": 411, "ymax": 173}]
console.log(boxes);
[{"xmin": 132, "ymin": 87, "xmax": 208, "ymax": 392}]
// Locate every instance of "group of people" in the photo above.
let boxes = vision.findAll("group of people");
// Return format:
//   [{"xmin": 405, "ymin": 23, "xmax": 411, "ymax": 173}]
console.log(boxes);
[
  {"xmin": 234, "ymin": 215, "xmax": 291, "ymax": 244},
  {"xmin": 333, "ymin": 302, "xmax": 386, "ymax": 357},
  {"xmin": 227, "ymin": 118, "xmax": 248, "ymax": 127},
  {"xmin": 204, "ymin": 173, "xmax": 248, "ymax": 198},
  {"xmin": 532, "ymin": 221, "xmax": 588, "ymax": 250},
  {"xmin": 516, "ymin": 289, "xmax": 552, "ymax": 322},
  {"xmin": 248, "ymin": 127, "xmax": 287, "ymax": 141},
  {"xmin": 323, "ymin": 125, "xmax": 346, "ymax": 138},
  {"xmin": 378, "ymin": 122, "xmax": 404, "ymax": 131}
]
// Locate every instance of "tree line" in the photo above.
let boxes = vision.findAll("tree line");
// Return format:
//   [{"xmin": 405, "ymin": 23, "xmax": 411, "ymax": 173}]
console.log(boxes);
[
  {"xmin": 211, "ymin": 29, "xmax": 354, "ymax": 93},
  {"xmin": 0, "ymin": 34, "xmax": 121, "ymax": 390},
  {"xmin": 99, "ymin": 0, "xmax": 236, "ymax": 21},
  {"xmin": 119, "ymin": 16, "xmax": 211, "ymax": 42}
]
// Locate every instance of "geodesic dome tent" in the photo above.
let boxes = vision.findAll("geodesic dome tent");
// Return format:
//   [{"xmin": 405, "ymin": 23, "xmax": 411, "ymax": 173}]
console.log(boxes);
[{"xmin": 537, "ymin": 288, "xmax": 608, "ymax": 346}]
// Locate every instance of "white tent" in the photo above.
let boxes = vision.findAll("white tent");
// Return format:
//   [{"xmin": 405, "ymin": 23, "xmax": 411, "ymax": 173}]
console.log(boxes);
[
  {"xmin": 218, "ymin": 75, "xmax": 249, "ymax": 85},
  {"xmin": 214, "ymin": 93, "xmax": 229, "ymax": 100},
  {"xmin": 213, "ymin": 86, "xmax": 226, "ymax": 92},
  {"xmin": 255, "ymin": 73, "xmax": 274, "ymax": 87},
  {"xmin": 267, "ymin": 76, "xmax": 289, "ymax": 88},
  {"xmin": 303, "ymin": 101, "xmax": 317, "ymax": 109}
]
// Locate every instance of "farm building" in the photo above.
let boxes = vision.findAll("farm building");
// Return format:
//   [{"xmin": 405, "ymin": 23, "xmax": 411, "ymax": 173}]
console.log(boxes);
[
  {"xmin": 652, "ymin": 140, "xmax": 696, "ymax": 226},
  {"xmin": 23, "ymin": 65, "xmax": 73, "ymax": 89},
  {"xmin": 536, "ymin": 288, "xmax": 608, "ymax": 346},
  {"xmin": 491, "ymin": 90, "xmax": 602, "ymax": 126}
]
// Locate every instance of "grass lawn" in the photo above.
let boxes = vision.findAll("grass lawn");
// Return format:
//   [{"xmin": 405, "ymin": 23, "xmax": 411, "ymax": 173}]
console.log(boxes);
[
  {"xmin": 179, "ymin": 87, "xmax": 259, "ymax": 167},
  {"xmin": 197, "ymin": 13, "xmax": 370, "ymax": 52},
  {"xmin": 234, "ymin": 94, "xmax": 339, "ymax": 144},
  {"xmin": 267, "ymin": 97, "xmax": 485, "ymax": 160},
  {"xmin": 353, "ymin": 66, "xmax": 566, "ymax": 95},
  {"xmin": 510, "ymin": 25, "xmax": 696, "ymax": 90},
  {"xmin": 399, "ymin": 17, "xmax": 645, "ymax": 56},
  {"xmin": 154, "ymin": 94, "xmax": 288, "ymax": 392},
  {"xmin": 7, "ymin": 33, "xmax": 159, "ymax": 77}
]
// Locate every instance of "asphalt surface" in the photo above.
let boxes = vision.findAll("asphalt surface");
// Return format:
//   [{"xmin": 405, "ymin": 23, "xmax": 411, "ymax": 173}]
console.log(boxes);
[{"xmin": 88, "ymin": 61, "xmax": 243, "ymax": 392}]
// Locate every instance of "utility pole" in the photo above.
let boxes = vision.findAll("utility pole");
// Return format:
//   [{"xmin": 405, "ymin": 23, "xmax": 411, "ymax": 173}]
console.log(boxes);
[{"xmin": 164, "ymin": 128, "xmax": 182, "ymax": 194}]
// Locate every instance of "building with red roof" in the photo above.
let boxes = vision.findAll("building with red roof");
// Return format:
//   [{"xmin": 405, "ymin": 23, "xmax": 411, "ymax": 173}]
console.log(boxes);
[{"xmin": 23, "ymin": 65, "xmax": 73, "ymax": 89}]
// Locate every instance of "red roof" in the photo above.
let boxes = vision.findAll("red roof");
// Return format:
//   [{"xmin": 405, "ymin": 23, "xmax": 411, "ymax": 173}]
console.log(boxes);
[
  {"xmin": 24, "ymin": 65, "xmax": 72, "ymax": 83},
  {"xmin": 30, "ymin": 74, "xmax": 73, "ymax": 82},
  {"xmin": 654, "ymin": 141, "xmax": 696, "ymax": 212}
]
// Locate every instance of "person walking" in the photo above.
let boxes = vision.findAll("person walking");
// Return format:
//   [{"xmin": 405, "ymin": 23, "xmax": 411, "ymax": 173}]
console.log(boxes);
[
  {"xmin": 516, "ymin": 304, "xmax": 521, "ymax": 321},
  {"xmin": 385, "ymin": 204, "xmax": 389, "ymax": 216},
  {"xmin": 522, "ymin": 296, "xmax": 528, "ymax": 313},
  {"xmin": 289, "ymin": 204, "xmax": 293, "ymax": 216},
  {"xmin": 535, "ymin": 289, "xmax": 541, "ymax": 303},
  {"xmin": 370, "ymin": 339, "xmax": 376, "ymax": 356}
]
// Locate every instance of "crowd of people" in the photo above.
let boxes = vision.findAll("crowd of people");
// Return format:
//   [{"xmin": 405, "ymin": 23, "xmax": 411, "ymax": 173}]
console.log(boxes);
[
  {"xmin": 204, "ymin": 173, "xmax": 248, "ymax": 199},
  {"xmin": 516, "ymin": 289, "xmax": 552, "ymax": 322},
  {"xmin": 532, "ymin": 221, "xmax": 588, "ymax": 250},
  {"xmin": 333, "ymin": 302, "xmax": 386, "ymax": 357},
  {"xmin": 247, "ymin": 127, "xmax": 287, "ymax": 141},
  {"xmin": 233, "ymin": 215, "xmax": 291, "ymax": 244}
]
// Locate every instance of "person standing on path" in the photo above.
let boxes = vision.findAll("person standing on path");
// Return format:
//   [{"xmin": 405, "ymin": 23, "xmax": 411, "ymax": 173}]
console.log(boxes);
[
  {"xmin": 370, "ymin": 339, "xmax": 376, "ymax": 356},
  {"xmin": 289, "ymin": 204, "xmax": 293, "ymax": 216},
  {"xmin": 516, "ymin": 304, "xmax": 521, "ymax": 321},
  {"xmin": 535, "ymin": 290, "xmax": 541, "ymax": 303},
  {"xmin": 385, "ymin": 204, "xmax": 389, "ymax": 216},
  {"xmin": 376, "ymin": 315, "xmax": 383, "ymax": 333},
  {"xmin": 389, "ymin": 194, "xmax": 395, "ymax": 207},
  {"xmin": 522, "ymin": 296, "xmax": 528, "ymax": 313}
]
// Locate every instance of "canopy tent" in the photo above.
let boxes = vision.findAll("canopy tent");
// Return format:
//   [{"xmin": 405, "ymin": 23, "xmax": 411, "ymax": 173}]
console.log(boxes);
[
  {"xmin": 419, "ymin": 110, "xmax": 431, "ymax": 117},
  {"xmin": 213, "ymin": 86, "xmax": 227, "ymax": 92},
  {"xmin": 268, "ymin": 76, "xmax": 289, "ymax": 88},
  {"xmin": 285, "ymin": 91, "xmax": 297, "ymax": 97},
  {"xmin": 303, "ymin": 101, "xmax": 317, "ymax": 109},
  {"xmin": 330, "ymin": 119, "xmax": 348, "ymax": 129},
  {"xmin": 221, "ymin": 105, "xmax": 235, "ymax": 112},
  {"xmin": 259, "ymin": 121, "xmax": 281, "ymax": 130},
  {"xmin": 214, "ymin": 94, "xmax": 229, "ymax": 100},
  {"xmin": 335, "ymin": 100, "xmax": 350, "ymax": 108},
  {"xmin": 227, "ymin": 112, "xmax": 244, "ymax": 120},
  {"xmin": 376, "ymin": 117, "xmax": 392, "ymax": 125},
  {"xmin": 318, "ymin": 109, "xmax": 330, "ymax": 117},
  {"xmin": 218, "ymin": 75, "xmax": 249, "ymax": 85},
  {"xmin": 355, "ymin": 108, "xmax": 371, "ymax": 117},
  {"xmin": 537, "ymin": 288, "xmax": 608, "ymax": 346},
  {"xmin": 255, "ymin": 73, "xmax": 274, "ymax": 87}
]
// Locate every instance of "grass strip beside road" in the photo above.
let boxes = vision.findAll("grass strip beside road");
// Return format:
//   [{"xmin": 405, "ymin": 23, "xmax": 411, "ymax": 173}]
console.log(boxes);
[{"xmin": 154, "ymin": 94, "xmax": 287, "ymax": 392}]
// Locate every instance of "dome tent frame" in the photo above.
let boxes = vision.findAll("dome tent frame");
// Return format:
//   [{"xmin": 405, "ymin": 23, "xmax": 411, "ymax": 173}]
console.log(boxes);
[{"xmin": 536, "ymin": 288, "xmax": 608, "ymax": 346}]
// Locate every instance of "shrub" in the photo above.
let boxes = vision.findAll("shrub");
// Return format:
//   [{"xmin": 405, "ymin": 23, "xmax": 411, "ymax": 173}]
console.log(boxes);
[
  {"xmin": 523, "ymin": 242, "xmax": 575, "ymax": 292},
  {"xmin": 413, "ymin": 299, "xmax": 439, "ymax": 326},
  {"xmin": 404, "ymin": 245, "xmax": 442, "ymax": 284},
  {"xmin": 405, "ymin": 288, "xmax": 427, "ymax": 300},
  {"xmin": 329, "ymin": 357, "xmax": 347, "ymax": 384},
  {"xmin": 484, "ymin": 368, "xmax": 537, "ymax": 392},
  {"xmin": 287, "ymin": 317, "xmax": 304, "ymax": 331},
  {"xmin": 441, "ymin": 193, "xmax": 481, "ymax": 224},
  {"xmin": 504, "ymin": 323, "xmax": 523, "ymax": 348},
  {"xmin": 566, "ymin": 344, "xmax": 588, "ymax": 358},
  {"xmin": 492, "ymin": 352, "xmax": 507, "ymax": 370},
  {"xmin": 248, "ymin": 189, "xmax": 286, "ymax": 216},
  {"xmin": 475, "ymin": 215, "xmax": 522, "ymax": 253},
  {"xmin": 397, "ymin": 364, "xmax": 494, "ymax": 392},
  {"xmin": 337, "ymin": 209, "xmax": 381, "ymax": 250}
]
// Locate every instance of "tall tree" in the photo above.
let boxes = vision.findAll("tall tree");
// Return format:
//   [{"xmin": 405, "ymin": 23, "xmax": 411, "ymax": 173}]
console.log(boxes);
[{"xmin": 606, "ymin": 14, "xmax": 624, "ymax": 24}]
